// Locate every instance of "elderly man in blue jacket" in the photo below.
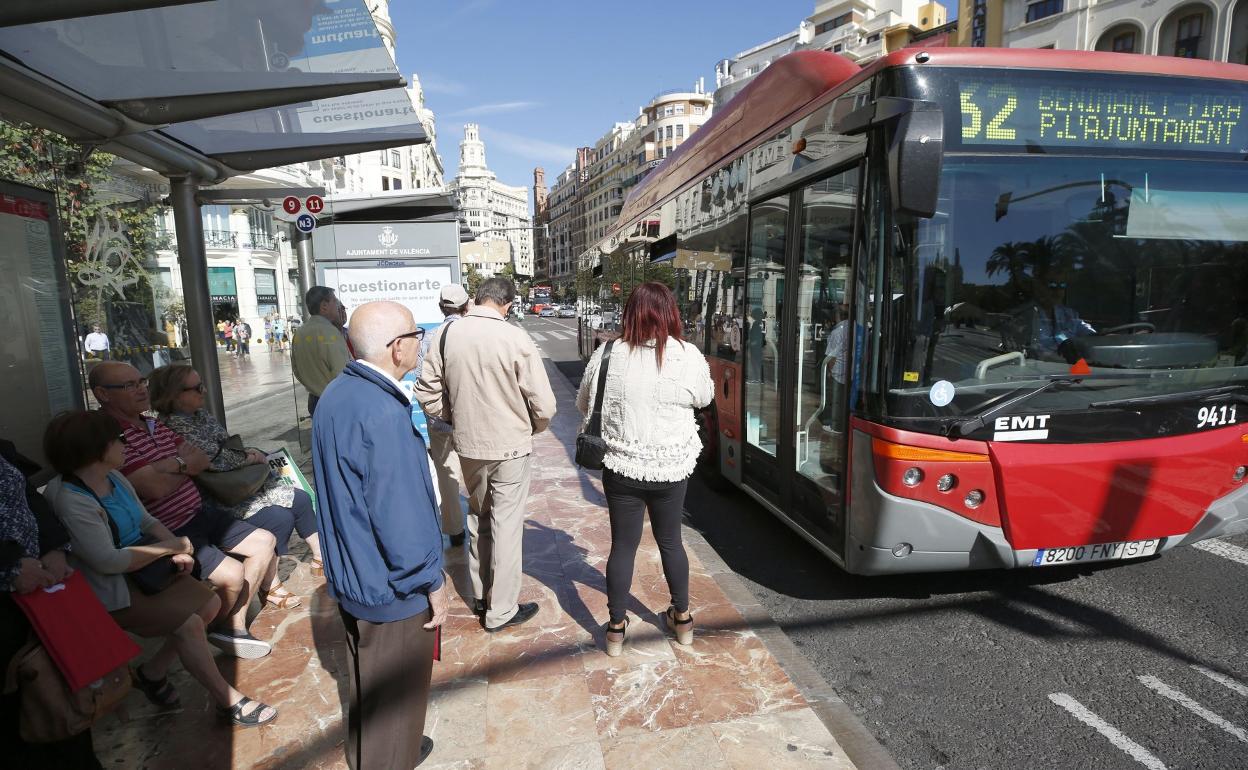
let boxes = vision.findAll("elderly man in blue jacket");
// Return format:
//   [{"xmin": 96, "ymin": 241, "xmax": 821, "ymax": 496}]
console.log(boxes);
[{"xmin": 312, "ymin": 300, "xmax": 448, "ymax": 770}]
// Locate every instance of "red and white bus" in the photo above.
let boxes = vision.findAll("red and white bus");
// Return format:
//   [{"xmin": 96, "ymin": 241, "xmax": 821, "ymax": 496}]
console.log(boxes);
[{"xmin": 590, "ymin": 48, "xmax": 1248, "ymax": 574}]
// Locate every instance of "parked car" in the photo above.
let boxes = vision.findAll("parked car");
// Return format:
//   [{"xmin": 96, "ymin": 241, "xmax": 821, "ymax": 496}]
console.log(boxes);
[
  {"xmin": 539, "ymin": 307, "xmax": 556, "ymax": 318},
  {"xmin": 558, "ymin": 307, "xmax": 577, "ymax": 318}
]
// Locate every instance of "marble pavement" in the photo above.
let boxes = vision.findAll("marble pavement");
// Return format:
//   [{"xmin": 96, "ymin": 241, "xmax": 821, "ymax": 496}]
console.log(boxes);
[{"xmin": 92, "ymin": 358, "xmax": 860, "ymax": 769}]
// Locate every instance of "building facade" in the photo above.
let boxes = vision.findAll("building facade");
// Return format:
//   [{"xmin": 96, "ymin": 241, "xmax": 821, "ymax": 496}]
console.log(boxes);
[
  {"xmin": 299, "ymin": 0, "xmax": 444, "ymax": 198},
  {"xmin": 544, "ymin": 85, "xmax": 714, "ymax": 296},
  {"xmin": 714, "ymin": 0, "xmax": 950, "ymax": 107},
  {"xmin": 532, "ymin": 167, "xmax": 550, "ymax": 281},
  {"xmin": 959, "ymin": 0, "xmax": 1247, "ymax": 62},
  {"xmin": 447, "ymin": 123, "xmax": 534, "ymax": 279}
]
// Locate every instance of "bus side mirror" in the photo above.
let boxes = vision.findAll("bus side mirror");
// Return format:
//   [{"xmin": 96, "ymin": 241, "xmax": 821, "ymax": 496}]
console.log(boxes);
[
  {"xmin": 887, "ymin": 104, "xmax": 943, "ymax": 219},
  {"xmin": 838, "ymin": 97, "xmax": 944, "ymax": 220}
]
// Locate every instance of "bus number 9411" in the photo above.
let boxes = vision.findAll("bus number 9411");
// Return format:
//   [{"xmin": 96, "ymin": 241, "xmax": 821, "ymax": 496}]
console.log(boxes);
[{"xmin": 1197, "ymin": 404, "xmax": 1237, "ymax": 429}]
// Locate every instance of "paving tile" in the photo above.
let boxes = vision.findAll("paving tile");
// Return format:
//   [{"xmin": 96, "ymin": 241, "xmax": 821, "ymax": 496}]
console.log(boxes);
[
  {"xmin": 599, "ymin": 724, "xmax": 729, "ymax": 770},
  {"xmin": 486, "ymin": 621, "xmax": 590, "ymax": 683},
  {"xmin": 484, "ymin": 675, "xmax": 598, "ymax": 754},
  {"xmin": 586, "ymin": 660, "xmax": 704, "ymax": 738},
  {"xmin": 710, "ymin": 710, "xmax": 856, "ymax": 769},
  {"xmin": 425, "ymin": 681, "xmax": 490, "ymax": 762},
  {"xmin": 679, "ymin": 646, "xmax": 808, "ymax": 723},
  {"xmin": 481, "ymin": 741, "xmax": 606, "ymax": 770}
]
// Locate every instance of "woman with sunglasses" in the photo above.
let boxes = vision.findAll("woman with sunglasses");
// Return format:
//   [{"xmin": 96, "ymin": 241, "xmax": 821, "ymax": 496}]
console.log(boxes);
[
  {"xmin": 147, "ymin": 365, "xmax": 321, "ymax": 607},
  {"xmin": 41, "ymin": 411, "xmax": 277, "ymax": 727}
]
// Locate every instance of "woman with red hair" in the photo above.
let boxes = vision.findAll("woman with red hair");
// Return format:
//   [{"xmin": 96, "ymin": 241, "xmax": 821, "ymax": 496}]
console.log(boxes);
[{"xmin": 576, "ymin": 282, "xmax": 713, "ymax": 656}]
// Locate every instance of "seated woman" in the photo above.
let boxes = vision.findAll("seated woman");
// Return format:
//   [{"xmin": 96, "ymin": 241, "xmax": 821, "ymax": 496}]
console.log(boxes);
[
  {"xmin": 148, "ymin": 365, "xmax": 321, "ymax": 607},
  {"xmin": 41, "ymin": 411, "xmax": 277, "ymax": 727}
]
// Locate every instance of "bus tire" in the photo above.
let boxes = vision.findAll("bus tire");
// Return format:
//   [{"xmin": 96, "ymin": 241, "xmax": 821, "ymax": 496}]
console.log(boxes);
[{"xmin": 696, "ymin": 404, "xmax": 732, "ymax": 493}]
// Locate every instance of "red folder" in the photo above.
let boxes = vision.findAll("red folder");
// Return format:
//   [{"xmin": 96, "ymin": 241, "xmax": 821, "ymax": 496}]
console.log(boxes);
[{"xmin": 12, "ymin": 571, "xmax": 141, "ymax": 692}]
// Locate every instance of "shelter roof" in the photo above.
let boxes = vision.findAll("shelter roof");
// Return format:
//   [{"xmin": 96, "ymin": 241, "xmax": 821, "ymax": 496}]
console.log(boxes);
[{"xmin": 0, "ymin": 0, "xmax": 428, "ymax": 183}]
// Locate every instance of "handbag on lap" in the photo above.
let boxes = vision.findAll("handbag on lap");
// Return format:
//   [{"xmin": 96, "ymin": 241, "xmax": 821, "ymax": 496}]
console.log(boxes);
[
  {"xmin": 194, "ymin": 434, "xmax": 272, "ymax": 505},
  {"xmin": 575, "ymin": 340, "xmax": 615, "ymax": 470}
]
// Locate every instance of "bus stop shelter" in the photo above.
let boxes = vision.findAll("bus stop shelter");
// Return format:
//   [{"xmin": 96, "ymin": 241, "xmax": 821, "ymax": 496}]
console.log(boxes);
[{"xmin": 0, "ymin": 0, "xmax": 431, "ymax": 448}]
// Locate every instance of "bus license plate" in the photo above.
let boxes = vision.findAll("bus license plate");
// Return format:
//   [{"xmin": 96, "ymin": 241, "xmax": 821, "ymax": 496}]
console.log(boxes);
[{"xmin": 1033, "ymin": 539, "xmax": 1161, "ymax": 567}]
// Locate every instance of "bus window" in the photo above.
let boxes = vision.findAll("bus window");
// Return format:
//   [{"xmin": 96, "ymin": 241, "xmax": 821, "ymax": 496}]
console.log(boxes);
[
  {"xmin": 744, "ymin": 195, "xmax": 789, "ymax": 461},
  {"xmin": 794, "ymin": 170, "xmax": 858, "ymax": 489}
]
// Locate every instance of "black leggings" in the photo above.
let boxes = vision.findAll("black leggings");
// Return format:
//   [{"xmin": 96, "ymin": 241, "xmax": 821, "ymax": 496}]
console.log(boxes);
[{"xmin": 603, "ymin": 469, "xmax": 690, "ymax": 624}]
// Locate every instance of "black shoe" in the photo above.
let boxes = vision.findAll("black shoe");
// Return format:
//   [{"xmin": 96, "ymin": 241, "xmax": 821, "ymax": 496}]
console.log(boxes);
[
  {"xmin": 415, "ymin": 735, "xmax": 434, "ymax": 766},
  {"xmin": 448, "ymin": 532, "xmax": 466, "ymax": 548},
  {"xmin": 472, "ymin": 598, "xmax": 487, "ymax": 617},
  {"xmin": 484, "ymin": 602, "xmax": 539, "ymax": 633}
]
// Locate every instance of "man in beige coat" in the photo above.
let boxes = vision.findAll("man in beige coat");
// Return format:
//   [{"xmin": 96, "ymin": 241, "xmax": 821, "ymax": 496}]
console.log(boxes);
[{"xmin": 416, "ymin": 277, "xmax": 556, "ymax": 631}]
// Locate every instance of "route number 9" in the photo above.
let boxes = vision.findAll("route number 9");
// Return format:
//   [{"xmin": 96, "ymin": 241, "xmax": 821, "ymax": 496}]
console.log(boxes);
[{"xmin": 961, "ymin": 85, "xmax": 1019, "ymax": 141}]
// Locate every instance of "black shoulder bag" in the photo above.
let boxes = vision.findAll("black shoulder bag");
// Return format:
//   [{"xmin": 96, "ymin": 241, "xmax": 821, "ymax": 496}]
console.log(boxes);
[
  {"xmin": 575, "ymin": 340, "xmax": 615, "ymax": 470},
  {"xmin": 65, "ymin": 475, "xmax": 177, "ymax": 595}
]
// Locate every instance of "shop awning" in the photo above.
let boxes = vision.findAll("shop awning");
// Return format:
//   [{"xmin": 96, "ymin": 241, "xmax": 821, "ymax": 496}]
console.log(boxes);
[{"xmin": 0, "ymin": 0, "xmax": 428, "ymax": 183}]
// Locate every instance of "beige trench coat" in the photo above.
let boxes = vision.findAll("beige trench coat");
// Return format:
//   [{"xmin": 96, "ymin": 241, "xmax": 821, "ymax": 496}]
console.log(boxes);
[{"xmin": 415, "ymin": 305, "xmax": 557, "ymax": 461}]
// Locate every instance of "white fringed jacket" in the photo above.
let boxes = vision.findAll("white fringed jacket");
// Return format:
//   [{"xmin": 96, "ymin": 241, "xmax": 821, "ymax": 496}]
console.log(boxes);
[{"xmin": 576, "ymin": 337, "xmax": 714, "ymax": 483}]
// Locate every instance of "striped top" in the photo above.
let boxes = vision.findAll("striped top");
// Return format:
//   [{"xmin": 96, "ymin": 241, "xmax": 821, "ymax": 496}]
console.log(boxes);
[{"xmin": 120, "ymin": 417, "xmax": 201, "ymax": 531}]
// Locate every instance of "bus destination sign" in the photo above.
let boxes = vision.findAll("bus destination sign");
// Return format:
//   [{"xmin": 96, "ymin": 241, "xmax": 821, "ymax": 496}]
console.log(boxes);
[{"xmin": 957, "ymin": 79, "xmax": 1247, "ymax": 154}]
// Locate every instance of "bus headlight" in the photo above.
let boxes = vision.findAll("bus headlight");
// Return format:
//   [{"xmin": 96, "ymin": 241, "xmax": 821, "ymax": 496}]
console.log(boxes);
[
  {"xmin": 902, "ymin": 467, "xmax": 923, "ymax": 487},
  {"xmin": 964, "ymin": 489, "xmax": 985, "ymax": 509},
  {"xmin": 936, "ymin": 473, "xmax": 957, "ymax": 492},
  {"xmin": 891, "ymin": 543, "xmax": 913, "ymax": 558},
  {"xmin": 1235, "ymin": 466, "xmax": 1247, "ymax": 483}
]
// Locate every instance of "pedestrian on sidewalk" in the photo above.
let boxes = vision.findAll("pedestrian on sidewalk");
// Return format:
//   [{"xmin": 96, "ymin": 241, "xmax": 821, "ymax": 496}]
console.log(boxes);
[
  {"xmin": 83, "ymin": 324, "xmax": 110, "ymax": 360},
  {"xmin": 223, "ymin": 320, "xmax": 234, "ymax": 352},
  {"xmin": 405, "ymin": 284, "xmax": 470, "ymax": 549},
  {"xmin": 273, "ymin": 316, "xmax": 286, "ymax": 352},
  {"xmin": 264, "ymin": 316, "xmax": 273, "ymax": 352},
  {"xmin": 234, "ymin": 319, "xmax": 251, "ymax": 358},
  {"xmin": 291, "ymin": 286, "xmax": 352, "ymax": 417},
  {"xmin": 312, "ymin": 301, "xmax": 448, "ymax": 770},
  {"xmin": 576, "ymin": 282, "xmax": 713, "ymax": 656},
  {"xmin": 416, "ymin": 277, "xmax": 556, "ymax": 632}
]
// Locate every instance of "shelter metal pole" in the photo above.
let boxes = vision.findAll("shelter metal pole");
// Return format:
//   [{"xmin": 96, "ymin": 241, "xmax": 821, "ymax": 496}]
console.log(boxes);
[
  {"xmin": 170, "ymin": 176, "xmax": 227, "ymax": 428},
  {"xmin": 293, "ymin": 228, "xmax": 314, "ymax": 316}
]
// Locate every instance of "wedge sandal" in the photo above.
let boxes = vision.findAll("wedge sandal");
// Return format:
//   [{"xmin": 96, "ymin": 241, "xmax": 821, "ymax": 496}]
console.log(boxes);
[
  {"xmin": 604, "ymin": 618, "xmax": 629, "ymax": 657},
  {"xmin": 665, "ymin": 606, "xmax": 694, "ymax": 646}
]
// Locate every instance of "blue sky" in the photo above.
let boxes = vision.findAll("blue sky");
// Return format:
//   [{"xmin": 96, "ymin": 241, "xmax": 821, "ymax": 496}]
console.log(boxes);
[{"xmin": 392, "ymin": 0, "xmax": 817, "ymax": 198}]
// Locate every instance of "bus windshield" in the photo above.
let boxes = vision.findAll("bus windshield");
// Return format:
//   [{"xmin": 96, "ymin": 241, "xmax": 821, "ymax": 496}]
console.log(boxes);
[{"xmin": 883, "ymin": 154, "xmax": 1248, "ymax": 434}]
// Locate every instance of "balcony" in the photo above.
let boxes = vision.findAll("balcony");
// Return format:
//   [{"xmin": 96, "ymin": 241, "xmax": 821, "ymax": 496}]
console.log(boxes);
[
  {"xmin": 203, "ymin": 229, "xmax": 238, "ymax": 249},
  {"xmin": 242, "ymin": 230, "xmax": 277, "ymax": 251}
]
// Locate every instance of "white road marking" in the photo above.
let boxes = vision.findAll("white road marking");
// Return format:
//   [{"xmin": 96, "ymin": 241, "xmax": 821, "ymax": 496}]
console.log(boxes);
[
  {"xmin": 1048, "ymin": 693, "xmax": 1168, "ymax": 769},
  {"xmin": 529, "ymin": 332, "xmax": 547, "ymax": 342},
  {"xmin": 1191, "ymin": 665, "xmax": 1248, "ymax": 697},
  {"xmin": 1138, "ymin": 675, "xmax": 1248, "ymax": 743},
  {"xmin": 1191, "ymin": 539, "xmax": 1248, "ymax": 567}
]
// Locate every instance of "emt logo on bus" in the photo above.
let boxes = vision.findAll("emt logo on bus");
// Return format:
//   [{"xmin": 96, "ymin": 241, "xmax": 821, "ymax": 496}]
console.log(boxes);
[{"xmin": 993, "ymin": 414, "xmax": 1051, "ymax": 442}]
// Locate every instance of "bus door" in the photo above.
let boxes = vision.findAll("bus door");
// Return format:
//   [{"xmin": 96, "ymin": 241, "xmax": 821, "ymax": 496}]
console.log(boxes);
[{"xmin": 743, "ymin": 168, "xmax": 859, "ymax": 557}]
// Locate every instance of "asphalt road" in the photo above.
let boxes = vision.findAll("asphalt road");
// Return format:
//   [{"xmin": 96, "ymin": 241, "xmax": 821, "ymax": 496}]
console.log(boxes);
[{"xmin": 524, "ymin": 320, "xmax": 1248, "ymax": 770}]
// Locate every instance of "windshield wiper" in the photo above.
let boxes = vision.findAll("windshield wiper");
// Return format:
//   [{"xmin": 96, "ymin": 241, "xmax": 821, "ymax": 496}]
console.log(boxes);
[
  {"xmin": 1089, "ymin": 384, "xmax": 1248, "ymax": 410},
  {"xmin": 943, "ymin": 377, "xmax": 1076, "ymax": 438}
]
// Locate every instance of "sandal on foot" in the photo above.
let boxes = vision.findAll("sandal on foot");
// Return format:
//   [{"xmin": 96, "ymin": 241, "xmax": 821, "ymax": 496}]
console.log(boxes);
[
  {"xmin": 264, "ymin": 583, "xmax": 302, "ymax": 610},
  {"xmin": 133, "ymin": 666, "xmax": 180, "ymax": 708},
  {"xmin": 604, "ymin": 618, "xmax": 628, "ymax": 657},
  {"xmin": 309, "ymin": 558, "xmax": 324, "ymax": 578},
  {"xmin": 218, "ymin": 696, "xmax": 278, "ymax": 728},
  {"xmin": 665, "ymin": 606, "xmax": 694, "ymax": 646}
]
